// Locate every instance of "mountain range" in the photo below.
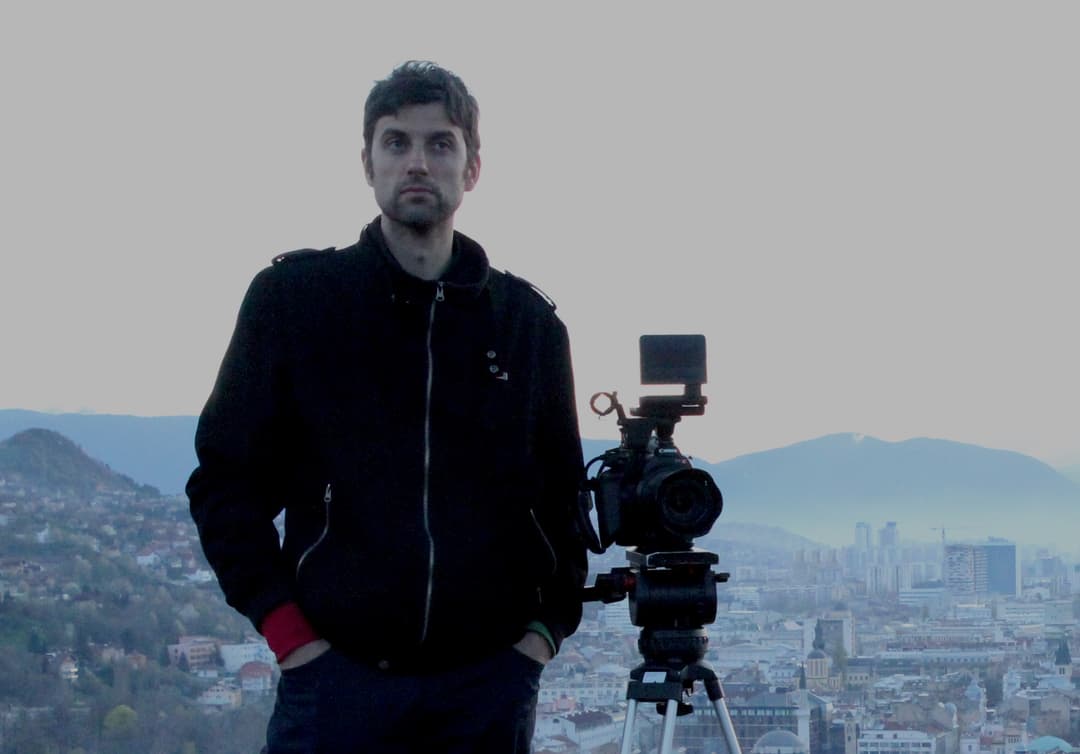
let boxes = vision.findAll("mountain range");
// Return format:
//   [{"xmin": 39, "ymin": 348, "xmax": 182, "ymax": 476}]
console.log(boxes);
[
  {"xmin": 696, "ymin": 434, "xmax": 1078, "ymax": 550},
  {"xmin": 3, "ymin": 409, "xmax": 1078, "ymax": 550}
]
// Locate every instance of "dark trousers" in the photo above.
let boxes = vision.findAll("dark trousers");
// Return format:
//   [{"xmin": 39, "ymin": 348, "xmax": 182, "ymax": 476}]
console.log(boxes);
[{"xmin": 265, "ymin": 646, "xmax": 543, "ymax": 753}]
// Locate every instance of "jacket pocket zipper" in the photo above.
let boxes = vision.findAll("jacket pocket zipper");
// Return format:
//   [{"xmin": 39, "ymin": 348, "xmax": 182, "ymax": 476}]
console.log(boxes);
[
  {"xmin": 296, "ymin": 483, "xmax": 332, "ymax": 578},
  {"xmin": 529, "ymin": 508, "xmax": 558, "ymax": 578}
]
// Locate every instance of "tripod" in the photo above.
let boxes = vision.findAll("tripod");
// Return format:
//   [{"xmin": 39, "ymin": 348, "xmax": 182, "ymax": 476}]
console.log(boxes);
[
  {"xmin": 584, "ymin": 549, "xmax": 744, "ymax": 754},
  {"xmin": 620, "ymin": 627, "xmax": 742, "ymax": 754}
]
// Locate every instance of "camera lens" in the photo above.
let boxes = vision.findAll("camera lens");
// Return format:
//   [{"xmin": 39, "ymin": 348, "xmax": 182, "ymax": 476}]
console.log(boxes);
[{"xmin": 643, "ymin": 467, "xmax": 722, "ymax": 540}]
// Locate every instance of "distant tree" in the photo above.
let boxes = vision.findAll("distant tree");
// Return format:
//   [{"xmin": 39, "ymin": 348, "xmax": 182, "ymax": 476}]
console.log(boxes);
[
  {"xmin": 74, "ymin": 623, "xmax": 92, "ymax": 660},
  {"xmin": 27, "ymin": 629, "xmax": 47, "ymax": 654},
  {"xmin": 102, "ymin": 703, "xmax": 138, "ymax": 738},
  {"xmin": 4, "ymin": 709, "xmax": 54, "ymax": 754},
  {"xmin": 48, "ymin": 699, "xmax": 86, "ymax": 754}
]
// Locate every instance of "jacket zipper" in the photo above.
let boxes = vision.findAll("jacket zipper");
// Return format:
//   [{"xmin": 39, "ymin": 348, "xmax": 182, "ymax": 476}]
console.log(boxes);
[
  {"xmin": 419, "ymin": 282, "xmax": 444, "ymax": 644},
  {"xmin": 296, "ymin": 483, "xmax": 332, "ymax": 577},
  {"xmin": 529, "ymin": 508, "xmax": 558, "ymax": 578}
]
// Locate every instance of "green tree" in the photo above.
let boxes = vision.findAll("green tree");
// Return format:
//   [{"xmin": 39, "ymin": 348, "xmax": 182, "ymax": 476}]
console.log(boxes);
[
  {"xmin": 120, "ymin": 627, "xmax": 137, "ymax": 653},
  {"xmin": 102, "ymin": 703, "xmax": 138, "ymax": 738},
  {"xmin": 27, "ymin": 629, "xmax": 47, "ymax": 654}
]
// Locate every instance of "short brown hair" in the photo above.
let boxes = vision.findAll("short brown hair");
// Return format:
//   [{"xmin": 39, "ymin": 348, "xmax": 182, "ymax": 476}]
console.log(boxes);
[{"xmin": 363, "ymin": 61, "xmax": 480, "ymax": 167}]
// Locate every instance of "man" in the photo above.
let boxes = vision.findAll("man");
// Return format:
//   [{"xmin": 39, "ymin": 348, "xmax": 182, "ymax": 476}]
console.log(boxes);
[{"xmin": 187, "ymin": 61, "xmax": 587, "ymax": 753}]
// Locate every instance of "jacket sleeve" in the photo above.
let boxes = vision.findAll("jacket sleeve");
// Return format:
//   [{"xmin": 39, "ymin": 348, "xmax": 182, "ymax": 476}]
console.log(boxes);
[
  {"xmin": 187, "ymin": 267, "xmax": 295, "ymax": 631},
  {"xmin": 531, "ymin": 316, "xmax": 588, "ymax": 652}
]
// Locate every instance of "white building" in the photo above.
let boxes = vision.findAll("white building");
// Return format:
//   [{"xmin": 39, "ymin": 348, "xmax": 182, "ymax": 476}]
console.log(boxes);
[
  {"xmin": 219, "ymin": 640, "xmax": 276, "ymax": 673},
  {"xmin": 998, "ymin": 602, "xmax": 1046, "ymax": 625},
  {"xmin": 858, "ymin": 728, "xmax": 936, "ymax": 754},
  {"xmin": 600, "ymin": 601, "xmax": 634, "ymax": 634},
  {"xmin": 197, "ymin": 681, "xmax": 242, "ymax": 710},
  {"xmin": 238, "ymin": 662, "xmax": 274, "ymax": 695},
  {"xmin": 539, "ymin": 667, "xmax": 628, "ymax": 709}
]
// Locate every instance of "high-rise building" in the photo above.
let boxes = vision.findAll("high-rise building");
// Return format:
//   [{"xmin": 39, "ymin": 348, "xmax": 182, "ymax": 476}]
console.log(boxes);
[
  {"xmin": 855, "ymin": 522, "xmax": 872, "ymax": 552},
  {"xmin": 879, "ymin": 522, "xmax": 899, "ymax": 549},
  {"xmin": 817, "ymin": 610, "xmax": 855, "ymax": 657},
  {"xmin": 944, "ymin": 539, "xmax": 1017, "ymax": 597},
  {"xmin": 982, "ymin": 538, "xmax": 1019, "ymax": 596},
  {"xmin": 945, "ymin": 544, "xmax": 980, "ymax": 595}
]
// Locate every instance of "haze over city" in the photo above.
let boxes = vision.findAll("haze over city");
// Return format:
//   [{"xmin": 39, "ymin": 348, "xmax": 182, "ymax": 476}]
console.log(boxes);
[{"xmin": 3, "ymin": 3, "xmax": 1078, "ymax": 469}]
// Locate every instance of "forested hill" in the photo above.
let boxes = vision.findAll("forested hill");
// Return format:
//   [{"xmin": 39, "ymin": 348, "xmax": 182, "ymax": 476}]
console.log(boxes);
[
  {"xmin": 0, "ymin": 428, "xmax": 159, "ymax": 499},
  {"xmin": 0, "ymin": 410, "xmax": 197, "ymax": 495}
]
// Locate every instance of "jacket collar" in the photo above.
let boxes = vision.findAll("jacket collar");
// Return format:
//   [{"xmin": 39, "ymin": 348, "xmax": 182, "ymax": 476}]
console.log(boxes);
[{"xmin": 359, "ymin": 217, "xmax": 490, "ymax": 302}]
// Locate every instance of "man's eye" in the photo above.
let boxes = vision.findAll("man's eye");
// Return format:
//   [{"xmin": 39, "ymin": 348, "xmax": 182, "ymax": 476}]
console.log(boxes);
[{"xmin": 385, "ymin": 138, "xmax": 406, "ymax": 151}]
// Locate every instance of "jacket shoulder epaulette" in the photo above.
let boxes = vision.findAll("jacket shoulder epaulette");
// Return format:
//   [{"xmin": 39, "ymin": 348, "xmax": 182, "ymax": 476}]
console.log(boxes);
[
  {"xmin": 500, "ymin": 269, "xmax": 556, "ymax": 311},
  {"xmin": 271, "ymin": 247, "xmax": 338, "ymax": 265}
]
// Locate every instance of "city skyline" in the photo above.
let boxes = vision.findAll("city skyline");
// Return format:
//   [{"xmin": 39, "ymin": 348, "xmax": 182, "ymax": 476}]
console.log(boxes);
[{"xmin": 3, "ymin": 453, "xmax": 1077, "ymax": 752}]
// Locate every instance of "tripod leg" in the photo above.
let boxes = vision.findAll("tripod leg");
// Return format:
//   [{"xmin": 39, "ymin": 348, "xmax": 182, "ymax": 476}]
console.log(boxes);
[
  {"xmin": 659, "ymin": 698, "xmax": 680, "ymax": 754},
  {"xmin": 710, "ymin": 697, "xmax": 744, "ymax": 754},
  {"xmin": 620, "ymin": 699, "xmax": 638, "ymax": 754}
]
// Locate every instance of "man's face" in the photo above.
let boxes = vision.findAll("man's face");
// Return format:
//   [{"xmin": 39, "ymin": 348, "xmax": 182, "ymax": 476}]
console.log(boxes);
[{"xmin": 362, "ymin": 102, "xmax": 480, "ymax": 233}]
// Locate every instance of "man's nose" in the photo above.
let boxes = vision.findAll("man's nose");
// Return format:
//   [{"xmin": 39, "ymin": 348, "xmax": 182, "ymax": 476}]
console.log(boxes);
[{"xmin": 406, "ymin": 146, "xmax": 429, "ymax": 173}]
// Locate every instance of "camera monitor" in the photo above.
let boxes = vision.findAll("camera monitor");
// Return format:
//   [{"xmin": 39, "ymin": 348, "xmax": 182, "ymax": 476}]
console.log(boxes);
[{"xmin": 640, "ymin": 334, "xmax": 706, "ymax": 386}]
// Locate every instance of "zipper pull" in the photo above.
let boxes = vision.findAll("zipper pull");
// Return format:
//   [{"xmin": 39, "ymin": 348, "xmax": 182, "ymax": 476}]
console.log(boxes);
[
  {"xmin": 435, "ymin": 282, "xmax": 445, "ymax": 302},
  {"xmin": 323, "ymin": 483, "xmax": 332, "ymax": 503}
]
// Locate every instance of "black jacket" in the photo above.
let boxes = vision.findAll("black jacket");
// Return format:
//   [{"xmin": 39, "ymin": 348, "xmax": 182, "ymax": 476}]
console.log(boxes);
[{"xmin": 187, "ymin": 219, "xmax": 586, "ymax": 668}]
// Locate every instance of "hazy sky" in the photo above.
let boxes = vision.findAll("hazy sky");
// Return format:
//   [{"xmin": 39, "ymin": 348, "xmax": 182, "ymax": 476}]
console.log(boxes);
[{"xmin": 3, "ymin": 3, "xmax": 1077, "ymax": 467}]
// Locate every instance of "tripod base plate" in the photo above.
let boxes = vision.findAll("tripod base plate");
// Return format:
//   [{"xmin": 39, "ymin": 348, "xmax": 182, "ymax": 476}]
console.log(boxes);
[{"xmin": 627, "ymin": 677, "xmax": 683, "ymax": 702}]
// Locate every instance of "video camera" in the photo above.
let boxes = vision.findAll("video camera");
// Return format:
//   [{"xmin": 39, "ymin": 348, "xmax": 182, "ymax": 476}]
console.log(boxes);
[
  {"xmin": 577, "ymin": 336, "xmax": 741, "ymax": 748},
  {"xmin": 578, "ymin": 334, "xmax": 723, "ymax": 555}
]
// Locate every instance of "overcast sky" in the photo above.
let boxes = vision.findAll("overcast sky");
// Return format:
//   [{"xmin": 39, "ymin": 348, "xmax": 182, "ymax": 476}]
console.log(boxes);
[{"xmin": 3, "ymin": 2, "xmax": 1077, "ymax": 467}]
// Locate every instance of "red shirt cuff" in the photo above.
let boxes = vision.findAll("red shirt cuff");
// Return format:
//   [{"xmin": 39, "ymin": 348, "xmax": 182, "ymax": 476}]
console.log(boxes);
[{"xmin": 260, "ymin": 602, "xmax": 321, "ymax": 663}]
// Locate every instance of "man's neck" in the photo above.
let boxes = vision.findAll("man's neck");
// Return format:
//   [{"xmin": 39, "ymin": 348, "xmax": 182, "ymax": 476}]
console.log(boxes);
[{"xmin": 380, "ymin": 216, "xmax": 454, "ymax": 281}]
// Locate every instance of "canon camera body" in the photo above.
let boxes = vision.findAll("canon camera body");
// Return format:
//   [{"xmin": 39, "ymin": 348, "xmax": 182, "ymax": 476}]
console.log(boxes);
[{"xmin": 579, "ymin": 335, "xmax": 723, "ymax": 555}]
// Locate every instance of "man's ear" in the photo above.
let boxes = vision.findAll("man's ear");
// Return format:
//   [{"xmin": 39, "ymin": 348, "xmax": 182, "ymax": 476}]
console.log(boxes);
[
  {"xmin": 464, "ymin": 154, "xmax": 481, "ymax": 192},
  {"xmin": 361, "ymin": 148, "xmax": 374, "ymax": 186}
]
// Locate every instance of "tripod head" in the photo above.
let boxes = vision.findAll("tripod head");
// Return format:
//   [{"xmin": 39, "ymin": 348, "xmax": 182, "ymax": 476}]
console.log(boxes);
[
  {"xmin": 584, "ymin": 546, "xmax": 737, "ymax": 740},
  {"xmin": 583, "ymin": 548, "xmax": 729, "ymax": 666}
]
